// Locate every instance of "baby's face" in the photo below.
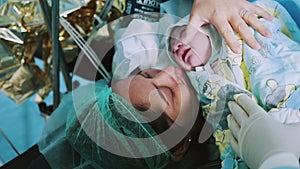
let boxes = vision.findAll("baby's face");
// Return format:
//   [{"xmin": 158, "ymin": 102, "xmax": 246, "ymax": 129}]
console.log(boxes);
[{"xmin": 169, "ymin": 25, "xmax": 211, "ymax": 71}]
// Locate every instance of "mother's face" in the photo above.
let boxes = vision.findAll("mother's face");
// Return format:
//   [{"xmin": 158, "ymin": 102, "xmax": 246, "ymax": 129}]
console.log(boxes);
[{"xmin": 112, "ymin": 66, "xmax": 199, "ymax": 127}]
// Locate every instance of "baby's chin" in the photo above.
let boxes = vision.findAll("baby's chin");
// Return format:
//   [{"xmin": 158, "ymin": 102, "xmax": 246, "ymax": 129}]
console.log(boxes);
[
  {"xmin": 178, "ymin": 62, "xmax": 202, "ymax": 71},
  {"xmin": 178, "ymin": 63, "xmax": 194, "ymax": 71},
  {"xmin": 174, "ymin": 57, "xmax": 204, "ymax": 71},
  {"xmin": 187, "ymin": 55, "xmax": 205, "ymax": 68}
]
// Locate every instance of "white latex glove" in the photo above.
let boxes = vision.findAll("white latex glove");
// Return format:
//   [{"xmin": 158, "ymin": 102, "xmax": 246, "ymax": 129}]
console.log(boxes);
[{"xmin": 227, "ymin": 94, "xmax": 300, "ymax": 169}]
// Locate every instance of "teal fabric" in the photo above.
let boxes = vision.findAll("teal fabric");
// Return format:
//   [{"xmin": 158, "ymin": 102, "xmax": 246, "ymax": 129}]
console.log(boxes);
[
  {"xmin": 243, "ymin": 18, "xmax": 300, "ymax": 110},
  {"xmin": 66, "ymin": 83, "xmax": 172, "ymax": 169},
  {"xmin": 275, "ymin": 0, "xmax": 300, "ymax": 29}
]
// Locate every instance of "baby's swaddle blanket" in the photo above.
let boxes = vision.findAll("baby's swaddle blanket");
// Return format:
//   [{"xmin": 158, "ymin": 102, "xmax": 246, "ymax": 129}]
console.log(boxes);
[
  {"xmin": 244, "ymin": 18, "xmax": 300, "ymax": 112},
  {"xmin": 194, "ymin": 1, "xmax": 300, "ymax": 168}
]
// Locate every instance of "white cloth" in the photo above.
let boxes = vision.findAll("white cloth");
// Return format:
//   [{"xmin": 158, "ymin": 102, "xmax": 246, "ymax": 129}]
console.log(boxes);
[
  {"xmin": 112, "ymin": 19, "xmax": 160, "ymax": 79},
  {"xmin": 112, "ymin": 14, "xmax": 185, "ymax": 80}
]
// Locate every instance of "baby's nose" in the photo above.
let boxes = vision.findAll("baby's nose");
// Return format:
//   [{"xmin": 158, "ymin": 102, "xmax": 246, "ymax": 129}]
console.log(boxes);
[
  {"xmin": 173, "ymin": 43, "xmax": 182, "ymax": 54},
  {"xmin": 177, "ymin": 45, "xmax": 190, "ymax": 58}
]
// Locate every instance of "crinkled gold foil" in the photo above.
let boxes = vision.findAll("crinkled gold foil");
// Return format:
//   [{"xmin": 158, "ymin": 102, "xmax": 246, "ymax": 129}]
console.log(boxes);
[
  {"xmin": 0, "ymin": 0, "xmax": 126, "ymax": 104},
  {"xmin": 0, "ymin": 0, "xmax": 48, "ymax": 104},
  {"xmin": 46, "ymin": 0, "xmax": 125, "ymax": 68},
  {"xmin": 1, "ymin": 64, "xmax": 50, "ymax": 104},
  {"xmin": 0, "ymin": 39, "xmax": 20, "ymax": 78}
]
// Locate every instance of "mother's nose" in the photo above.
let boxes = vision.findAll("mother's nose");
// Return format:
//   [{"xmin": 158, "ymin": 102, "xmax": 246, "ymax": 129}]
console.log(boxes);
[{"xmin": 152, "ymin": 66, "xmax": 184, "ymax": 88}]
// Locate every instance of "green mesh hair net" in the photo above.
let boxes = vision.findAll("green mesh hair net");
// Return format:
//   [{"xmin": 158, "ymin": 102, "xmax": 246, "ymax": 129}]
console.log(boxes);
[{"xmin": 66, "ymin": 83, "xmax": 173, "ymax": 169}]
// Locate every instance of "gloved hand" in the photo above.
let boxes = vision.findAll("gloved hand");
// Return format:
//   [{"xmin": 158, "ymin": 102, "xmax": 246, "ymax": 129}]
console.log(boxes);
[{"xmin": 227, "ymin": 94, "xmax": 300, "ymax": 169}]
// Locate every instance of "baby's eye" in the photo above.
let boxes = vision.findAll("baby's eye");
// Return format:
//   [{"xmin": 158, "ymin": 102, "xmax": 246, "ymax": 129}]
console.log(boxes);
[{"xmin": 179, "ymin": 28, "xmax": 187, "ymax": 41}]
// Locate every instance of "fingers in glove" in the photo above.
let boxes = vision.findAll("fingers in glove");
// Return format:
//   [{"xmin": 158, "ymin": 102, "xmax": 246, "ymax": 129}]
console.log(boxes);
[
  {"xmin": 227, "ymin": 129, "xmax": 240, "ymax": 157},
  {"xmin": 227, "ymin": 114, "xmax": 240, "ymax": 140},
  {"xmin": 234, "ymin": 94, "xmax": 265, "ymax": 116},
  {"xmin": 228, "ymin": 101, "xmax": 248, "ymax": 126}
]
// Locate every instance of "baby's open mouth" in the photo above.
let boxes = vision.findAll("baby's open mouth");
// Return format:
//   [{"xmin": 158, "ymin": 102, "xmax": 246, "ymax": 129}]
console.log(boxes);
[{"xmin": 181, "ymin": 48, "xmax": 191, "ymax": 63}]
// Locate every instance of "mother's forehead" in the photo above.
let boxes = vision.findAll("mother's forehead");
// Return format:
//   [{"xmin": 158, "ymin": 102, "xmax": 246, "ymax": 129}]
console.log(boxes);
[{"xmin": 113, "ymin": 61, "xmax": 175, "ymax": 80}]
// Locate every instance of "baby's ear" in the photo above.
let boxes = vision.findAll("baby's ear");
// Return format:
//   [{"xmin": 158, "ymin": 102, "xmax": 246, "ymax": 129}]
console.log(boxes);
[{"xmin": 172, "ymin": 136, "xmax": 191, "ymax": 162}]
